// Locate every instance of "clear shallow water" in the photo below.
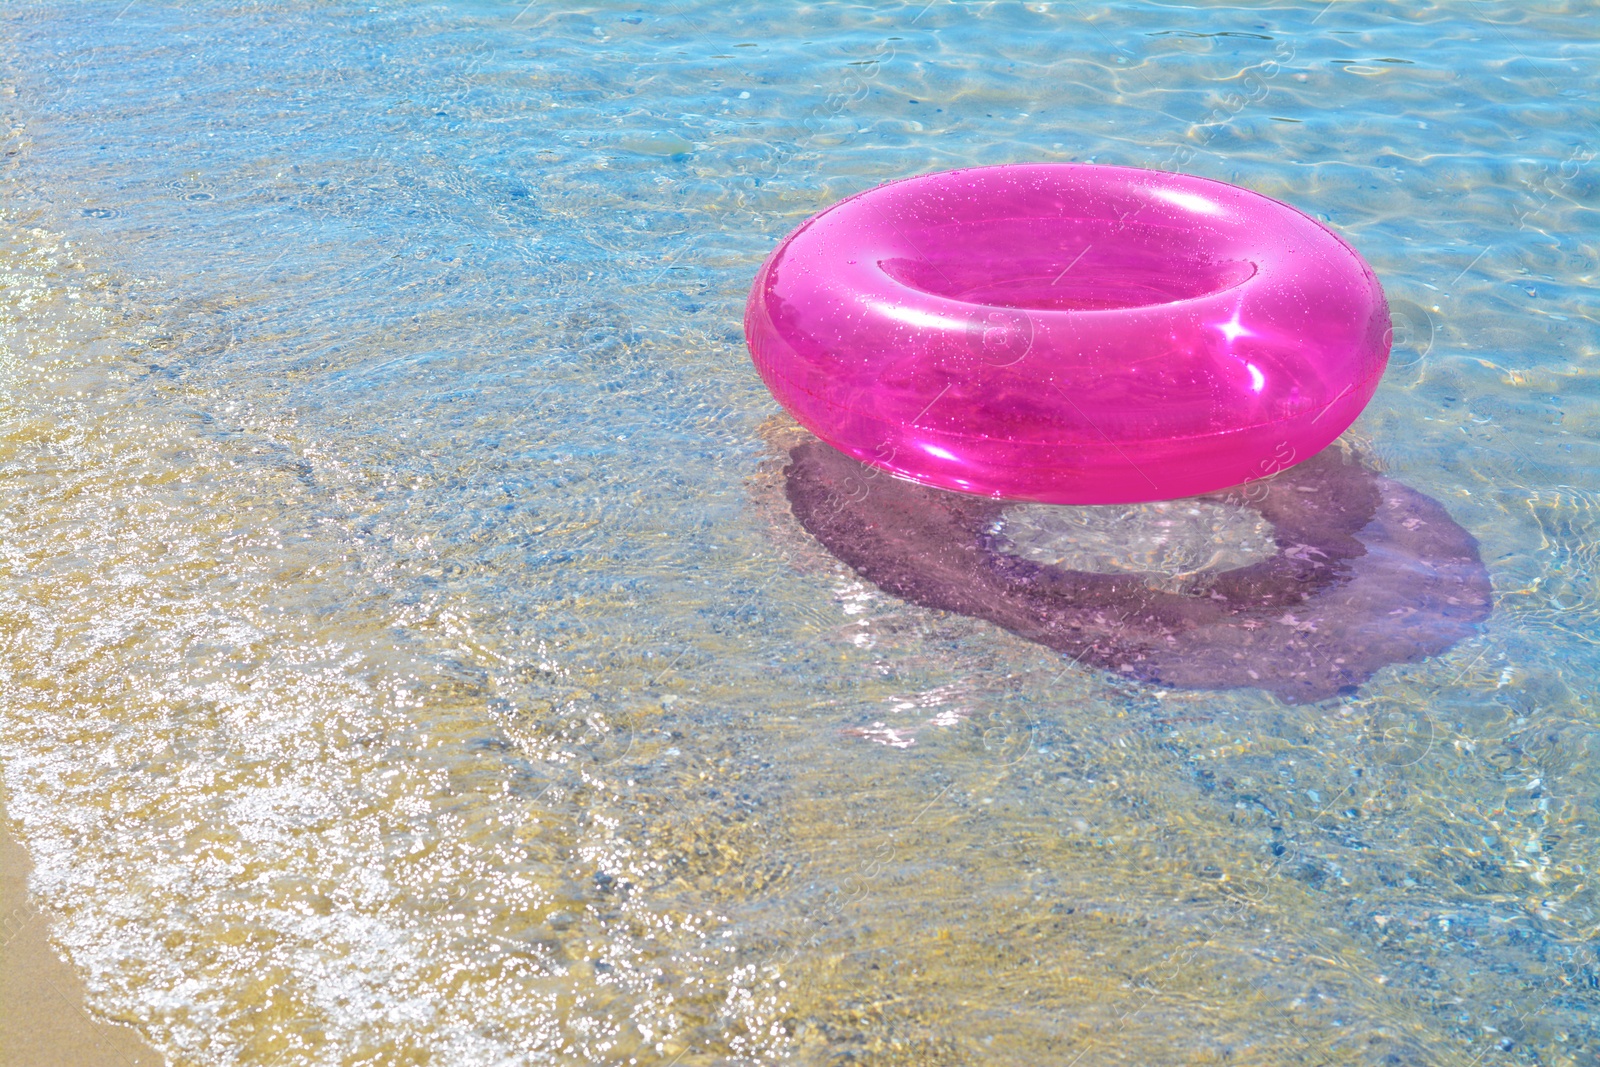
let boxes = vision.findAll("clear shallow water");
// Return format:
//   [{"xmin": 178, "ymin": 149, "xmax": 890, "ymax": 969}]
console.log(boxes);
[{"xmin": 0, "ymin": 1, "xmax": 1596, "ymax": 1064}]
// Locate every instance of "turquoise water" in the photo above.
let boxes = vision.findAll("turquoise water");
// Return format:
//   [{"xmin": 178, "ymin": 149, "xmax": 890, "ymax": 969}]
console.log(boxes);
[{"xmin": 0, "ymin": 1, "xmax": 1597, "ymax": 1064}]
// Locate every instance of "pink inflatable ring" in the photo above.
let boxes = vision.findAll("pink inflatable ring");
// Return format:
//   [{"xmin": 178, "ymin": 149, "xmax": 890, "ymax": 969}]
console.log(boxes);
[{"xmin": 745, "ymin": 163, "xmax": 1390, "ymax": 505}]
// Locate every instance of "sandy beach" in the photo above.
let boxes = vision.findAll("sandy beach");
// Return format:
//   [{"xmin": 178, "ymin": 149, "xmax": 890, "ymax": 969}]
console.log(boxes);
[{"xmin": 0, "ymin": 788, "xmax": 165, "ymax": 1067}]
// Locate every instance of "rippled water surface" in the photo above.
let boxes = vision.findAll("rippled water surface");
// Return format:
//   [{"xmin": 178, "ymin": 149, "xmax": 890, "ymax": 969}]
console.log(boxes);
[{"xmin": 1, "ymin": 1, "xmax": 1598, "ymax": 1064}]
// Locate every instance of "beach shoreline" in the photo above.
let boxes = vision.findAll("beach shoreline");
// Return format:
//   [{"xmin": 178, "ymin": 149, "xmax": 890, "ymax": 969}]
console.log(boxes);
[{"xmin": 0, "ymin": 786, "xmax": 167, "ymax": 1067}]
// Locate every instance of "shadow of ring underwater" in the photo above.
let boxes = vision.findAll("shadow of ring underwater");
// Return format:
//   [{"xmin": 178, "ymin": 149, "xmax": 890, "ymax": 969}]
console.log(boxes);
[{"xmin": 783, "ymin": 438, "xmax": 1491, "ymax": 703}]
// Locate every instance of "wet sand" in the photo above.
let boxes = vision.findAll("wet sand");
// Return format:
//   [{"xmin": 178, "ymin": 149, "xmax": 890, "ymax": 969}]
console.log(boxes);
[{"xmin": 0, "ymin": 788, "xmax": 166, "ymax": 1067}]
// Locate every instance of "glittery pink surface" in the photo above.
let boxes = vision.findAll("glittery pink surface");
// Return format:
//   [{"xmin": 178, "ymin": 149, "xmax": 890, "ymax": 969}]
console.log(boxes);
[{"xmin": 745, "ymin": 163, "xmax": 1391, "ymax": 504}]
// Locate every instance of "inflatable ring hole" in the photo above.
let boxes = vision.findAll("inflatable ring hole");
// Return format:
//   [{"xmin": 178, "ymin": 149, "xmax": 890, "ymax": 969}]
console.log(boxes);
[
  {"xmin": 990, "ymin": 499, "xmax": 1278, "ymax": 595},
  {"xmin": 877, "ymin": 219, "xmax": 1258, "ymax": 312}
]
